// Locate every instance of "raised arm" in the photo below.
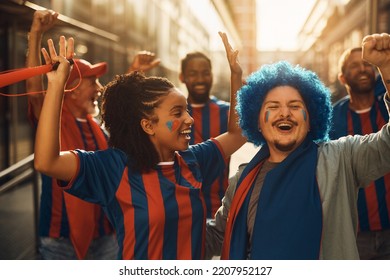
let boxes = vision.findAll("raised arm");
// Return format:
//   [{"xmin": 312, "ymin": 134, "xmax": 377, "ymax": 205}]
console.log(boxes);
[
  {"xmin": 362, "ymin": 33, "xmax": 390, "ymax": 98},
  {"xmin": 26, "ymin": 10, "xmax": 58, "ymax": 119},
  {"xmin": 214, "ymin": 32, "xmax": 247, "ymax": 157},
  {"xmin": 34, "ymin": 36, "xmax": 77, "ymax": 182}
]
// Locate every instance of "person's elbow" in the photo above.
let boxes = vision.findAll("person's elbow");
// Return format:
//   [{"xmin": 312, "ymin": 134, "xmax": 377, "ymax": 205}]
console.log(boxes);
[{"xmin": 33, "ymin": 156, "xmax": 50, "ymax": 174}]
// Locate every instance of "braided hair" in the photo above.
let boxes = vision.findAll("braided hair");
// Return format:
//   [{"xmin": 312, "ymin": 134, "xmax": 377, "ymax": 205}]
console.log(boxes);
[{"xmin": 101, "ymin": 71, "xmax": 175, "ymax": 171}]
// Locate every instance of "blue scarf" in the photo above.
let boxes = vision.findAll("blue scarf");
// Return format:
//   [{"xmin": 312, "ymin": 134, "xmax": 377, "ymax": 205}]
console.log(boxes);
[{"xmin": 221, "ymin": 134, "xmax": 323, "ymax": 259}]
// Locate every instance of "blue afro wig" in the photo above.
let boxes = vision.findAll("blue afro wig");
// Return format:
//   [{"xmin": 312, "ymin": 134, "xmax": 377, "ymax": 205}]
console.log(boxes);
[{"xmin": 236, "ymin": 61, "xmax": 333, "ymax": 146}]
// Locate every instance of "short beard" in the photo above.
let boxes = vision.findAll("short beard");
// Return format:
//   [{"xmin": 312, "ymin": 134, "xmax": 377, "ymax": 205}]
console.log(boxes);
[
  {"xmin": 274, "ymin": 140, "xmax": 297, "ymax": 152},
  {"xmin": 90, "ymin": 105, "xmax": 100, "ymax": 117},
  {"xmin": 189, "ymin": 92, "xmax": 210, "ymax": 104}
]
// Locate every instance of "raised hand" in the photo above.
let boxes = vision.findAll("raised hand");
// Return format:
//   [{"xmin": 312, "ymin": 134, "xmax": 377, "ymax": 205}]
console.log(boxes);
[
  {"xmin": 219, "ymin": 32, "xmax": 242, "ymax": 76},
  {"xmin": 30, "ymin": 10, "xmax": 58, "ymax": 34},
  {"xmin": 41, "ymin": 36, "xmax": 74, "ymax": 86},
  {"xmin": 127, "ymin": 50, "xmax": 161, "ymax": 73},
  {"xmin": 362, "ymin": 33, "xmax": 390, "ymax": 69},
  {"xmin": 363, "ymin": 33, "xmax": 390, "ymax": 95}
]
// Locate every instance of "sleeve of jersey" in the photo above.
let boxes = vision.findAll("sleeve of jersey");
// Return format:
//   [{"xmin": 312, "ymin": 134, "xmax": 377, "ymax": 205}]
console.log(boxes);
[
  {"xmin": 64, "ymin": 149, "xmax": 127, "ymax": 206},
  {"xmin": 189, "ymin": 138, "xmax": 227, "ymax": 190}
]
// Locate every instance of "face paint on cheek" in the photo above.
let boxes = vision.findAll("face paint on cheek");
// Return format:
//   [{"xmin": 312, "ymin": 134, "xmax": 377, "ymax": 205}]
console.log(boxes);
[
  {"xmin": 166, "ymin": 119, "xmax": 180, "ymax": 132},
  {"xmin": 264, "ymin": 110, "xmax": 270, "ymax": 123},
  {"xmin": 302, "ymin": 109, "xmax": 307, "ymax": 121}
]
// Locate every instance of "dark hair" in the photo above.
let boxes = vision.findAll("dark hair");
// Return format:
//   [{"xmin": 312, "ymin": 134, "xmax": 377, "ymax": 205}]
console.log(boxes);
[
  {"xmin": 236, "ymin": 61, "xmax": 333, "ymax": 146},
  {"xmin": 101, "ymin": 71, "xmax": 175, "ymax": 172},
  {"xmin": 338, "ymin": 47, "xmax": 362, "ymax": 74},
  {"xmin": 180, "ymin": 52, "xmax": 211, "ymax": 73}
]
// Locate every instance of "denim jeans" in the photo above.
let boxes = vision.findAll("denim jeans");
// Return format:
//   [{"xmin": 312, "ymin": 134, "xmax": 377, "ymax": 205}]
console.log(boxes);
[
  {"xmin": 357, "ymin": 228, "xmax": 390, "ymax": 259},
  {"xmin": 39, "ymin": 234, "xmax": 118, "ymax": 260}
]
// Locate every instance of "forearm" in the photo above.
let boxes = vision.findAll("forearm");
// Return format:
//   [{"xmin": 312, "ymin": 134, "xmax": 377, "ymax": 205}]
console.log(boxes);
[
  {"xmin": 34, "ymin": 81, "xmax": 63, "ymax": 173},
  {"xmin": 26, "ymin": 31, "xmax": 44, "ymax": 91},
  {"xmin": 227, "ymin": 72, "xmax": 242, "ymax": 134},
  {"xmin": 26, "ymin": 31, "xmax": 45, "ymax": 119}
]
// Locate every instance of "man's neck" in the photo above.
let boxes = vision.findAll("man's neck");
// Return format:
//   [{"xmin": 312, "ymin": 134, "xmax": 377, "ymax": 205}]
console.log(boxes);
[{"xmin": 348, "ymin": 91, "xmax": 375, "ymax": 111}]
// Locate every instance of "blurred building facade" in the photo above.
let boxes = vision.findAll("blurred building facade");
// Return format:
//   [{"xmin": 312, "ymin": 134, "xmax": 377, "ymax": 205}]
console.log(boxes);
[
  {"xmin": 0, "ymin": 0, "xmax": 258, "ymax": 171},
  {"xmin": 297, "ymin": 0, "xmax": 390, "ymax": 102}
]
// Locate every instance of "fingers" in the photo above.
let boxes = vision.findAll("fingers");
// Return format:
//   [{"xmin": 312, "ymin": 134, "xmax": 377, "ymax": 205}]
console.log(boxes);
[
  {"xmin": 39, "ymin": 10, "xmax": 58, "ymax": 25},
  {"xmin": 42, "ymin": 36, "xmax": 74, "ymax": 66},
  {"xmin": 32, "ymin": 10, "xmax": 58, "ymax": 32},
  {"xmin": 41, "ymin": 47, "xmax": 51, "ymax": 65},
  {"xmin": 219, "ymin": 31, "xmax": 232, "ymax": 53},
  {"xmin": 137, "ymin": 50, "xmax": 157, "ymax": 64},
  {"xmin": 373, "ymin": 33, "xmax": 390, "ymax": 50},
  {"xmin": 47, "ymin": 39, "xmax": 58, "ymax": 61},
  {"xmin": 66, "ymin": 37, "xmax": 75, "ymax": 59},
  {"xmin": 150, "ymin": 59, "xmax": 161, "ymax": 68},
  {"xmin": 363, "ymin": 33, "xmax": 390, "ymax": 51},
  {"xmin": 59, "ymin": 36, "xmax": 66, "ymax": 57}
]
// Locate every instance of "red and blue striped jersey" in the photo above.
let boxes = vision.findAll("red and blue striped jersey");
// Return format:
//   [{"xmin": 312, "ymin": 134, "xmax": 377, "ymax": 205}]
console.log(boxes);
[
  {"xmin": 331, "ymin": 94, "xmax": 390, "ymax": 232},
  {"xmin": 29, "ymin": 104, "xmax": 113, "ymax": 259},
  {"xmin": 188, "ymin": 96, "xmax": 230, "ymax": 218},
  {"xmin": 65, "ymin": 139, "xmax": 226, "ymax": 259}
]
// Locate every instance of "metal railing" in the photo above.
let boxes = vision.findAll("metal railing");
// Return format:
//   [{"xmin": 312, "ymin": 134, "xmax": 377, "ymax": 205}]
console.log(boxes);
[{"xmin": 0, "ymin": 153, "xmax": 40, "ymax": 256}]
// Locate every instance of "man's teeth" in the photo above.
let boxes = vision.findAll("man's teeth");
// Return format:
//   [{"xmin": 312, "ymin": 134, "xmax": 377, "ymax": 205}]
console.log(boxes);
[{"xmin": 277, "ymin": 123, "xmax": 292, "ymax": 130}]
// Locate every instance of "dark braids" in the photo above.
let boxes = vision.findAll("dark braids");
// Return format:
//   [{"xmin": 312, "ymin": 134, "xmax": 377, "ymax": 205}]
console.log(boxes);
[{"xmin": 101, "ymin": 71, "xmax": 175, "ymax": 172}]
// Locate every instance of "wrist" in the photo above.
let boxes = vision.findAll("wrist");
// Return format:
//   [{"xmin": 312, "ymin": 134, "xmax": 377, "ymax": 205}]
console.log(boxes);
[{"xmin": 27, "ymin": 31, "xmax": 44, "ymax": 39}]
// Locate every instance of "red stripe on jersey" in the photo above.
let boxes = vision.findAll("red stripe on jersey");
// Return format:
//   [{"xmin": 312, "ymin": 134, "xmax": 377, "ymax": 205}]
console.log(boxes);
[
  {"xmin": 177, "ymin": 154, "xmax": 202, "ymax": 189},
  {"xmin": 142, "ymin": 171, "xmax": 165, "ymax": 259},
  {"xmin": 364, "ymin": 182, "xmax": 379, "ymax": 230},
  {"xmin": 116, "ymin": 168, "xmax": 136, "ymax": 259},
  {"xmin": 347, "ymin": 111, "xmax": 354, "ymax": 135},
  {"xmin": 192, "ymin": 108, "xmax": 203, "ymax": 144},
  {"xmin": 209, "ymin": 103, "xmax": 221, "ymax": 137},
  {"xmin": 175, "ymin": 185, "xmax": 192, "ymax": 259},
  {"xmin": 49, "ymin": 184, "xmax": 64, "ymax": 237}
]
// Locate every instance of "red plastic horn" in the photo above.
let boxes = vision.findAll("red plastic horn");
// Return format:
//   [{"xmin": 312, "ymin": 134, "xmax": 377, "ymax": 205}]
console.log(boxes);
[{"xmin": 0, "ymin": 64, "xmax": 53, "ymax": 88}]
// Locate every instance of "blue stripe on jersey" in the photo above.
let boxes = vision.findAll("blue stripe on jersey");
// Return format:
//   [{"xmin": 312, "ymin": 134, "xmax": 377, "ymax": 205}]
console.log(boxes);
[
  {"xmin": 39, "ymin": 174, "xmax": 70, "ymax": 237},
  {"xmin": 218, "ymin": 104, "xmax": 228, "ymax": 134},
  {"xmin": 369, "ymin": 104, "xmax": 379, "ymax": 131},
  {"xmin": 129, "ymin": 173, "xmax": 149, "ymax": 259},
  {"xmin": 357, "ymin": 189, "xmax": 370, "ymax": 231},
  {"xmin": 350, "ymin": 111, "xmax": 362, "ymax": 135},
  {"xmin": 39, "ymin": 175, "xmax": 54, "ymax": 236}
]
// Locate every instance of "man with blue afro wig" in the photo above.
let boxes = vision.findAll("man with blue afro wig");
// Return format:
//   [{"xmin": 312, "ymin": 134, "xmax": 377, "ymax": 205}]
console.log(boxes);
[
  {"xmin": 236, "ymin": 61, "xmax": 332, "ymax": 146},
  {"xmin": 206, "ymin": 33, "xmax": 390, "ymax": 260}
]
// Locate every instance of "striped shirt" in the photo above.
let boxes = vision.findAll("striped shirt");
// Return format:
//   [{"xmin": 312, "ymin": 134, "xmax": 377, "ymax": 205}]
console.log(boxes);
[{"xmin": 65, "ymin": 139, "xmax": 226, "ymax": 259}]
